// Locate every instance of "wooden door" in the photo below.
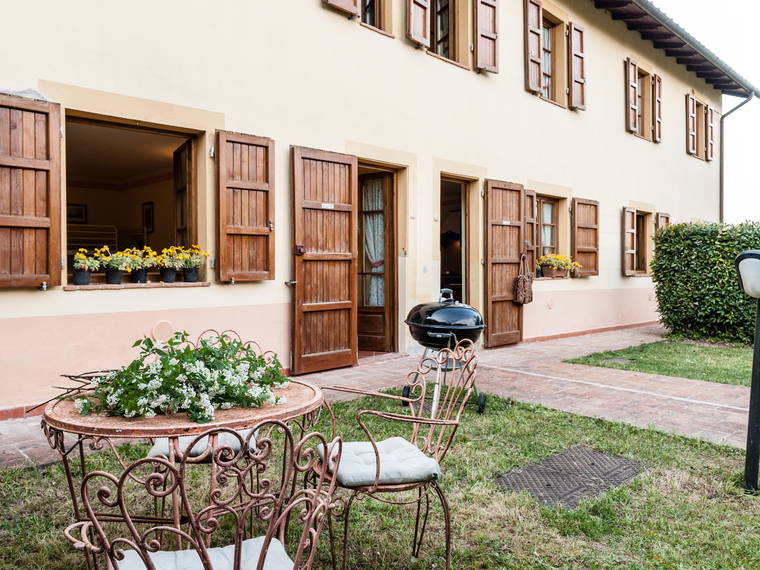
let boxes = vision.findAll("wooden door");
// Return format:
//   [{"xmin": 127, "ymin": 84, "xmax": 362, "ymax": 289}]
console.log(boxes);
[
  {"xmin": 291, "ymin": 147, "xmax": 359, "ymax": 374},
  {"xmin": 358, "ymin": 172, "xmax": 394, "ymax": 353},
  {"xmin": 484, "ymin": 179, "xmax": 524, "ymax": 347}
]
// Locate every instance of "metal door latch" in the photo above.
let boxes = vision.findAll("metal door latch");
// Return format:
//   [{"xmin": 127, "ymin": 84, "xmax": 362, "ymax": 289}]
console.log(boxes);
[{"xmin": 284, "ymin": 280, "xmax": 297, "ymax": 287}]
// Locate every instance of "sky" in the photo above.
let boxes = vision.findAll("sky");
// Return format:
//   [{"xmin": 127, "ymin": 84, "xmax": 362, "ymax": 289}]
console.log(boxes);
[{"xmin": 649, "ymin": 0, "xmax": 760, "ymax": 223}]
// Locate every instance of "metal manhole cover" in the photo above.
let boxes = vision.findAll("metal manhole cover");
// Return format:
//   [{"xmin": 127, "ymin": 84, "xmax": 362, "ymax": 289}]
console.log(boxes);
[{"xmin": 496, "ymin": 446, "xmax": 642, "ymax": 508}]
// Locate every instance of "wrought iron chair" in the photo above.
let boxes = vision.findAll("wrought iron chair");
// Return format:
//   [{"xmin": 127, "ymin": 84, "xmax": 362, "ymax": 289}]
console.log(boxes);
[
  {"xmin": 63, "ymin": 420, "xmax": 342, "ymax": 569},
  {"xmin": 320, "ymin": 339, "xmax": 478, "ymax": 569}
]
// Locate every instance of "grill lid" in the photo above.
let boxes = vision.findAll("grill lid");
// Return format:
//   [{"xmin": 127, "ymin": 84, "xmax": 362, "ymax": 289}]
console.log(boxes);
[{"xmin": 405, "ymin": 289, "xmax": 485, "ymax": 330}]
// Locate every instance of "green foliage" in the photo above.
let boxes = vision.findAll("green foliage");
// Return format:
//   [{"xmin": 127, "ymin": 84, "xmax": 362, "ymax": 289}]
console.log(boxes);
[{"xmin": 651, "ymin": 221, "xmax": 760, "ymax": 344}]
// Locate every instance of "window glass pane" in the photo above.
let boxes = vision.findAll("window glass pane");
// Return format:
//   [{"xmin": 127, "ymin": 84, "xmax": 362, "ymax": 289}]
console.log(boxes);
[
  {"xmin": 542, "ymin": 201, "xmax": 554, "ymax": 228},
  {"xmin": 542, "ymin": 23, "xmax": 553, "ymax": 99},
  {"xmin": 541, "ymin": 224, "xmax": 554, "ymax": 249},
  {"xmin": 364, "ymin": 275, "xmax": 384, "ymax": 306},
  {"xmin": 362, "ymin": 0, "xmax": 376, "ymax": 26}
]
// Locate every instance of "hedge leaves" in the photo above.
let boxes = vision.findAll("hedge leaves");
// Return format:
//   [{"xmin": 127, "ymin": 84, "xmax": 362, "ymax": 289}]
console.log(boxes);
[{"xmin": 651, "ymin": 222, "xmax": 760, "ymax": 344}]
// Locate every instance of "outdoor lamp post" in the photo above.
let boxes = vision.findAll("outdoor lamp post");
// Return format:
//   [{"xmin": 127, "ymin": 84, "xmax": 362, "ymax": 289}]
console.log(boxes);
[{"xmin": 735, "ymin": 250, "xmax": 760, "ymax": 491}]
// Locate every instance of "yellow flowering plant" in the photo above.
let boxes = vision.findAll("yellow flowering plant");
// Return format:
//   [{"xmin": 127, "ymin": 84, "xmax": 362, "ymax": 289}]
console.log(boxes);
[
  {"xmin": 125, "ymin": 246, "xmax": 158, "ymax": 270},
  {"xmin": 72, "ymin": 248, "xmax": 100, "ymax": 272},
  {"xmin": 536, "ymin": 254, "xmax": 582, "ymax": 272},
  {"xmin": 181, "ymin": 245, "xmax": 210, "ymax": 269},
  {"xmin": 158, "ymin": 246, "xmax": 186, "ymax": 271},
  {"xmin": 94, "ymin": 246, "xmax": 133, "ymax": 272}
]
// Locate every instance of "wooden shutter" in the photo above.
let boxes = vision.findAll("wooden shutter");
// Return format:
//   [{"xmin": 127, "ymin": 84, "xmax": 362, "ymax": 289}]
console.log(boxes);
[
  {"xmin": 652, "ymin": 74, "xmax": 663, "ymax": 143},
  {"xmin": 291, "ymin": 146, "xmax": 358, "ymax": 375},
  {"xmin": 621, "ymin": 207, "xmax": 636, "ymax": 277},
  {"xmin": 0, "ymin": 94, "xmax": 60, "ymax": 288},
  {"xmin": 625, "ymin": 58, "xmax": 639, "ymax": 133},
  {"xmin": 706, "ymin": 105, "xmax": 715, "ymax": 161},
  {"xmin": 407, "ymin": 0, "xmax": 431, "ymax": 47},
  {"xmin": 524, "ymin": 189, "xmax": 537, "ymax": 274},
  {"xmin": 475, "ymin": 0, "xmax": 499, "ymax": 73},
  {"xmin": 216, "ymin": 131, "xmax": 275, "ymax": 282},
  {"xmin": 568, "ymin": 23, "xmax": 586, "ymax": 110},
  {"xmin": 322, "ymin": 0, "xmax": 360, "ymax": 17},
  {"xmin": 571, "ymin": 198, "xmax": 599, "ymax": 277},
  {"xmin": 524, "ymin": 0, "xmax": 543, "ymax": 94},
  {"xmin": 655, "ymin": 212, "xmax": 670, "ymax": 231},
  {"xmin": 484, "ymin": 179, "xmax": 524, "ymax": 348},
  {"xmin": 173, "ymin": 140, "xmax": 192, "ymax": 247},
  {"xmin": 686, "ymin": 94, "xmax": 697, "ymax": 155}
]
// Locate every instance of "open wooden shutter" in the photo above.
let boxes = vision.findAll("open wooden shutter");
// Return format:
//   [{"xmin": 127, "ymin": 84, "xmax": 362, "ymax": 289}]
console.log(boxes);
[
  {"xmin": 475, "ymin": 0, "xmax": 499, "ymax": 73},
  {"xmin": 571, "ymin": 198, "xmax": 599, "ymax": 277},
  {"xmin": 686, "ymin": 94, "xmax": 697, "ymax": 155},
  {"xmin": 622, "ymin": 207, "xmax": 636, "ymax": 277},
  {"xmin": 524, "ymin": 0, "xmax": 543, "ymax": 94},
  {"xmin": 173, "ymin": 140, "xmax": 191, "ymax": 247},
  {"xmin": 407, "ymin": 0, "xmax": 431, "ymax": 47},
  {"xmin": 524, "ymin": 189, "xmax": 537, "ymax": 274},
  {"xmin": 322, "ymin": 0, "xmax": 360, "ymax": 17},
  {"xmin": 0, "ymin": 94, "xmax": 60, "ymax": 288},
  {"xmin": 216, "ymin": 131, "xmax": 275, "ymax": 282},
  {"xmin": 706, "ymin": 105, "xmax": 715, "ymax": 161},
  {"xmin": 655, "ymin": 212, "xmax": 671, "ymax": 231},
  {"xmin": 568, "ymin": 23, "xmax": 586, "ymax": 110},
  {"xmin": 652, "ymin": 74, "xmax": 663, "ymax": 143},
  {"xmin": 484, "ymin": 179, "xmax": 524, "ymax": 348},
  {"xmin": 291, "ymin": 146, "xmax": 358, "ymax": 374},
  {"xmin": 625, "ymin": 58, "xmax": 639, "ymax": 133}
]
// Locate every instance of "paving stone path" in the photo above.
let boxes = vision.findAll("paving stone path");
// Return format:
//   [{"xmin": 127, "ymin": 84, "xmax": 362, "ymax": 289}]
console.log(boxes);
[{"xmin": 0, "ymin": 324, "xmax": 749, "ymax": 469}]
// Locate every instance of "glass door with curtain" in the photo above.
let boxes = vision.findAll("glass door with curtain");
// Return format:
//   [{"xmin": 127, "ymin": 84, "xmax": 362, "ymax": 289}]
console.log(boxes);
[{"xmin": 357, "ymin": 172, "xmax": 394, "ymax": 353}]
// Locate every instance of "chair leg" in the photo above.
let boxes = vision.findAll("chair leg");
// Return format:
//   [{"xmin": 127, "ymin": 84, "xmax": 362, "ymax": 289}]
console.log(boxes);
[
  {"xmin": 412, "ymin": 485, "xmax": 431, "ymax": 558},
  {"xmin": 340, "ymin": 491, "xmax": 358, "ymax": 570},
  {"xmin": 431, "ymin": 481, "xmax": 452, "ymax": 570}
]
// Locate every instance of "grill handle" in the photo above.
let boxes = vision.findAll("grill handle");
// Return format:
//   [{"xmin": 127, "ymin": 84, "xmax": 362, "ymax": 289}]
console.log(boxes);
[
  {"xmin": 439, "ymin": 288, "xmax": 455, "ymax": 303},
  {"xmin": 427, "ymin": 331, "xmax": 453, "ymax": 339}
]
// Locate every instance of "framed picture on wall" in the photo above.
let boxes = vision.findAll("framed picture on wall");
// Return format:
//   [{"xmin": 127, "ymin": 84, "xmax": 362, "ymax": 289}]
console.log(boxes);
[
  {"xmin": 67, "ymin": 203, "xmax": 88, "ymax": 224},
  {"xmin": 142, "ymin": 202, "xmax": 155, "ymax": 234}
]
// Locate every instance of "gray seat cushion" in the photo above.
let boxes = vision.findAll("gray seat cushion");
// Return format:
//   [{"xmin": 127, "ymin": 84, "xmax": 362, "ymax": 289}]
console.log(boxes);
[
  {"xmin": 118, "ymin": 536, "xmax": 292, "ymax": 570},
  {"xmin": 319, "ymin": 436, "xmax": 441, "ymax": 487},
  {"xmin": 147, "ymin": 429, "xmax": 255, "ymax": 459}
]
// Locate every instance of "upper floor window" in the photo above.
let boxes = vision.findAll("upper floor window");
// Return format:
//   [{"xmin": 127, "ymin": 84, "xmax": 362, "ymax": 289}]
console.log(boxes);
[
  {"xmin": 537, "ymin": 196, "xmax": 558, "ymax": 256},
  {"xmin": 361, "ymin": 0, "xmax": 379, "ymax": 27},
  {"xmin": 432, "ymin": 0, "xmax": 454, "ymax": 59},
  {"xmin": 541, "ymin": 20, "xmax": 555, "ymax": 100},
  {"xmin": 625, "ymin": 58, "xmax": 662, "ymax": 143},
  {"xmin": 686, "ymin": 93, "xmax": 715, "ymax": 161}
]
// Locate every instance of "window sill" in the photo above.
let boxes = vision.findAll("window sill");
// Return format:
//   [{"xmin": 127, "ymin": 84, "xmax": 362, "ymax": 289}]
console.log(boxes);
[
  {"xmin": 360, "ymin": 22, "xmax": 394, "ymax": 38},
  {"xmin": 538, "ymin": 95, "xmax": 568, "ymax": 110},
  {"xmin": 63, "ymin": 281, "xmax": 211, "ymax": 291},
  {"xmin": 633, "ymin": 132, "xmax": 654, "ymax": 143},
  {"xmin": 425, "ymin": 49, "xmax": 471, "ymax": 71},
  {"xmin": 534, "ymin": 275, "xmax": 568, "ymax": 281},
  {"xmin": 625, "ymin": 272, "xmax": 651, "ymax": 278}
]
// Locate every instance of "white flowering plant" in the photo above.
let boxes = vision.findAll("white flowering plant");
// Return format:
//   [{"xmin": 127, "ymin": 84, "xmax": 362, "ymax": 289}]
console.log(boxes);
[{"xmin": 73, "ymin": 331, "xmax": 289, "ymax": 423}]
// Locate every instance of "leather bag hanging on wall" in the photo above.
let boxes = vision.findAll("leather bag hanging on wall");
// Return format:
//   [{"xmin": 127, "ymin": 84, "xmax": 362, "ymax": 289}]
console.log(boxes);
[{"xmin": 513, "ymin": 254, "xmax": 534, "ymax": 305}]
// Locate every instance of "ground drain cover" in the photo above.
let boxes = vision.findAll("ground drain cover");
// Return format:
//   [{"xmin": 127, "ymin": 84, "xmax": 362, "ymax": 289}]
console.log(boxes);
[
  {"xmin": 495, "ymin": 446, "xmax": 642, "ymax": 508},
  {"xmin": 601, "ymin": 358, "xmax": 634, "ymax": 364}
]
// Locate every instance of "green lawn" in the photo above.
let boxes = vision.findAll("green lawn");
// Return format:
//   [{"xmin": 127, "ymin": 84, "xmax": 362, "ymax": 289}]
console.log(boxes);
[
  {"xmin": 567, "ymin": 339, "xmax": 754, "ymax": 386},
  {"xmin": 2, "ymin": 393, "xmax": 760, "ymax": 569}
]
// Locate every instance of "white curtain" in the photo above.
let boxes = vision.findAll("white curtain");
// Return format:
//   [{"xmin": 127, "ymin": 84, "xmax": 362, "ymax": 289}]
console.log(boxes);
[{"xmin": 363, "ymin": 178, "xmax": 385, "ymax": 307}]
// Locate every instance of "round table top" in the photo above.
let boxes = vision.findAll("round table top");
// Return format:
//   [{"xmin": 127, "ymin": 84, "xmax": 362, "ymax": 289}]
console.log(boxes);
[{"xmin": 42, "ymin": 380, "xmax": 323, "ymax": 438}]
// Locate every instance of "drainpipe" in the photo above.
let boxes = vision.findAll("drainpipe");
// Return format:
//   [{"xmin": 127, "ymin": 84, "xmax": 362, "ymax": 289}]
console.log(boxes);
[{"xmin": 720, "ymin": 92, "xmax": 754, "ymax": 223}]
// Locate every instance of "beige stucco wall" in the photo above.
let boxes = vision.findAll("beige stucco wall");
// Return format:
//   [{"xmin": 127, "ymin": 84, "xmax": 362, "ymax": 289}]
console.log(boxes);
[{"xmin": 0, "ymin": 0, "xmax": 722, "ymax": 411}]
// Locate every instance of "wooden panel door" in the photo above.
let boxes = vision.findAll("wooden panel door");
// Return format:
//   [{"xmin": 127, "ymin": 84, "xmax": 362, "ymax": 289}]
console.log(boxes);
[
  {"xmin": 484, "ymin": 179, "xmax": 524, "ymax": 347},
  {"xmin": 0, "ymin": 94, "xmax": 61, "ymax": 288},
  {"xmin": 291, "ymin": 147, "xmax": 358, "ymax": 374}
]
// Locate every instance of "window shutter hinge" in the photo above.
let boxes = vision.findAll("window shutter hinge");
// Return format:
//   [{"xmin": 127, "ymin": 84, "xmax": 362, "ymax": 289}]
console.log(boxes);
[
  {"xmin": 480, "ymin": 258, "xmax": 485, "ymax": 265},
  {"xmin": 59, "ymin": 126, "xmax": 64, "ymax": 138},
  {"xmin": 566, "ymin": 87, "xmax": 570, "ymax": 95},
  {"xmin": 210, "ymin": 257, "xmax": 216, "ymax": 269},
  {"xmin": 267, "ymin": 220, "xmax": 274, "ymax": 231},
  {"xmin": 565, "ymin": 27, "xmax": 570, "ymax": 37},
  {"xmin": 480, "ymin": 189, "xmax": 485, "ymax": 197},
  {"xmin": 470, "ymin": 44, "xmax": 475, "ymax": 53},
  {"xmin": 209, "ymin": 144, "xmax": 215, "ymax": 159}
]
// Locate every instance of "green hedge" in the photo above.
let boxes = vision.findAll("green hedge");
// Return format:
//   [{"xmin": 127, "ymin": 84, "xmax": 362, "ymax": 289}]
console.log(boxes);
[{"xmin": 651, "ymin": 222, "xmax": 760, "ymax": 344}]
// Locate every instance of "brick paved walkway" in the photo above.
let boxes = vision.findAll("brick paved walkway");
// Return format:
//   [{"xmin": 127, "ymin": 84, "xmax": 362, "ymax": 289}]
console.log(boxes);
[{"xmin": 0, "ymin": 324, "xmax": 750, "ymax": 469}]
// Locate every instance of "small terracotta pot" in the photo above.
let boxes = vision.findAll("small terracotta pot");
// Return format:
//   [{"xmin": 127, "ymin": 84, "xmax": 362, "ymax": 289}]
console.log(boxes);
[{"xmin": 540, "ymin": 265, "xmax": 568, "ymax": 279}]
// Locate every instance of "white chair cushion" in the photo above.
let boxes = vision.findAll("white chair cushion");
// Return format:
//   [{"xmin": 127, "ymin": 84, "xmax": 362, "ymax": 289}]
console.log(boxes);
[
  {"xmin": 148, "ymin": 429, "xmax": 255, "ymax": 459},
  {"xmin": 319, "ymin": 436, "xmax": 441, "ymax": 487},
  {"xmin": 118, "ymin": 536, "xmax": 292, "ymax": 570}
]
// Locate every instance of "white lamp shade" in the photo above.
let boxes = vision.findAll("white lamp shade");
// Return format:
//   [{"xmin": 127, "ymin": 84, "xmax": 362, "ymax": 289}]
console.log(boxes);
[{"xmin": 737, "ymin": 254, "xmax": 760, "ymax": 299}]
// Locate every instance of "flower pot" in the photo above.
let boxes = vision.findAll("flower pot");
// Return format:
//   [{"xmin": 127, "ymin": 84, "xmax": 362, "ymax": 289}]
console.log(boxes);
[
  {"xmin": 540, "ymin": 265, "xmax": 568, "ymax": 279},
  {"xmin": 105, "ymin": 268, "xmax": 123, "ymax": 284},
  {"xmin": 160, "ymin": 267, "xmax": 177, "ymax": 283},
  {"xmin": 131, "ymin": 268, "xmax": 148, "ymax": 283},
  {"xmin": 183, "ymin": 267, "xmax": 199, "ymax": 283},
  {"xmin": 72, "ymin": 269, "xmax": 92, "ymax": 286}
]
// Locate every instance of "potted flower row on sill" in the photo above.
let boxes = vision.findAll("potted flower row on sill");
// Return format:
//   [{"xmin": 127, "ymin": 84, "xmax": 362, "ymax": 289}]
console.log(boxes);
[
  {"xmin": 537, "ymin": 254, "xmax": 583, "ymax": 278},
  {"xmin": 72, "ymin": 245, "xmax": 209, "ymax": 285}
]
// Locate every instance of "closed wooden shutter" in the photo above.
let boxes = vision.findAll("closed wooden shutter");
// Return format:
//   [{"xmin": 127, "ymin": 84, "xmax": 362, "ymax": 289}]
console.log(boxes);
[
  {"xmin": 572, "ymin": 198, "xmax": 599, "ymax": 277},
  {"xmin": 686, "ymin": 94, "xmax": 697, "ymax": 155},
  {"xmin": 524, "ymin": 189, "xmax": 537, "ymax": 274},
  {"xmin": 622, "ymin": 207, "xmax": 636, "ymax": 277},
  {"xmin": 655, "ymin": 212, "xmax": 670, "ymax": 231},
  {"xmin": 524, "ymin": 0, "xmax": 543, "ymax": 94},
  {"xmin": 706, "ymin": 105, "xmax": 715, "ymax": 161},
  {"xmin": 484, "ymin": 179, "xmax": 524, "ymax": 348},
  {"xmin": 475, "ymin": 0, "xmax": 499, "ymax": 73},
  {"xmin": 216, "ymin": 131, "xmax": 275, "ymax": 282},
  {"xmin": 322, "ymin": 0, "xmax": 360, "ymax": 17},
  {"xmin": 407, "ymin": 0, "xmax": 431, "ymax": 47},
  {"xmin": 652, "ymin": 74, "xmax": 663, "ymax": 143},
  {"xmin": 625, "ymin": 58, "xmax": 639, "ymax": 133},
  {"xmin": 568, "ymin": 23, "xmax": 586, "ymax": 110},
  {"xmin": 0, "ymin": 94, "xmax": 60, "ymax": 288}
]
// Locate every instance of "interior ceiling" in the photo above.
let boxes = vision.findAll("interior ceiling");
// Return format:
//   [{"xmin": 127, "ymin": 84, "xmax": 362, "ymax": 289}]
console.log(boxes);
[{"xmin": 66, "ymin": 119, "xmax": 188, "ymax": 189}]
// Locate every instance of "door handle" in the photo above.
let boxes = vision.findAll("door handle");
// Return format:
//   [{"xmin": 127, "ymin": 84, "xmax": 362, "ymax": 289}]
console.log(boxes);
[
  {"xmin": 284, "ymin": 280, "xmax": 297, "ymax": 287},
  {"xmin": 294, "ymin": 245, "xmax": 306, "ymax": 256}
]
